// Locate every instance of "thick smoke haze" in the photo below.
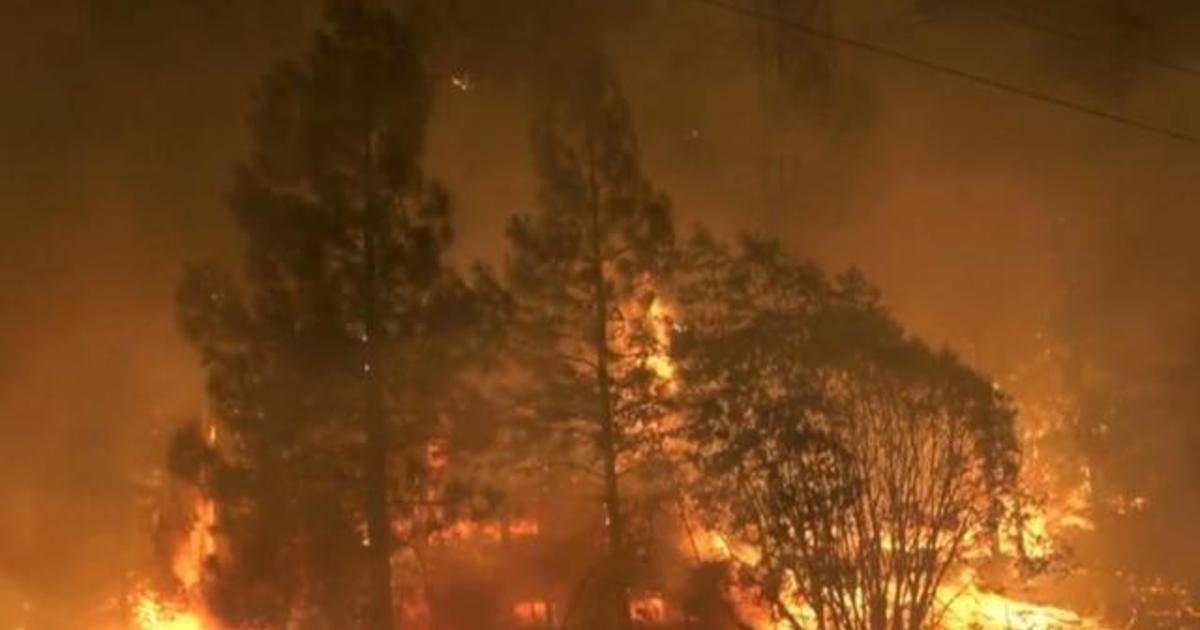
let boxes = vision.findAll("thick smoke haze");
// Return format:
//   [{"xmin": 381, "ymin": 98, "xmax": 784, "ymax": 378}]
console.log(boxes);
[{"xmin": 3, "ymin": 0, "xmax": 1200, "ymax": 624}]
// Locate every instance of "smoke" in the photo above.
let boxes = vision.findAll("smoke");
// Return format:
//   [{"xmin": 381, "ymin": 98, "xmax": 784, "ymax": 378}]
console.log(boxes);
[
  {"xmin": 4, "ymin": 0, "xmax": 1200, "ymax": 623},
  {"xmin": 0, "ymin": 0, "xmax": 321, "ymax": 623}
]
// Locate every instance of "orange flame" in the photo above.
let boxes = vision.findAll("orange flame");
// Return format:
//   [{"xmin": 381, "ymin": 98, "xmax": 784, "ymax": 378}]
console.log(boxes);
[
  {"xmin": 631, "ymin": 594, "xmax": 667, "ymax": 622},
  {"xmin": 512, "ymin": 599, "xmax": 551, "ymax": 624},
  {"xmin": 646, "ymin": 298, "xmax": 677, "ymax": 383},
  {"xmin": 132, "ymin": 597, "xmax": 208, "ymax": 630},
  {"xmin": 132, "ymin": 429, "xmax": 220, "ymax": 629},
  {"xmin": 940, "ymin": 568, "xmax": 1105, "ymax": 630}
]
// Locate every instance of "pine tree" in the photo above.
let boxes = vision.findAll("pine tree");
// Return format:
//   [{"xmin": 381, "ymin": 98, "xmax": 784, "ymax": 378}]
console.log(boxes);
[
  {"xmin": 171, "ymin": 4, "xmax": 502, "ymax": 628},
  {"xmin": 504, "ymin": 52, "xmax": 675, "ymax": 629}
]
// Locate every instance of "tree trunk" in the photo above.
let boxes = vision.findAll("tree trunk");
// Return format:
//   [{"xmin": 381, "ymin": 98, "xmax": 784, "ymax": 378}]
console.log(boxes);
[
  {"xmin": 364, "ymin": 361, "xmax": 395, "ymax": 630},
  {"xmin": 587, "ymin": 131, "xmax": 632, "ymax": 630},
  {"xmin": 362, "ymin": 135, "xmax": 396, "ymax": 630}
]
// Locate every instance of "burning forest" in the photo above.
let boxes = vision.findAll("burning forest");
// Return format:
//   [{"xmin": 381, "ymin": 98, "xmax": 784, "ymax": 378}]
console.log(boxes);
[{"xmin": 4, "ymin": 1, "xmax": 1200, "ymax": 630}]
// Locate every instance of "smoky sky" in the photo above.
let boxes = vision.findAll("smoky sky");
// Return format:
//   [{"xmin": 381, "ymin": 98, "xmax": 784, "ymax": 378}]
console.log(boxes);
[{"xmin": 4, "ymin": 0, "xmax": 1200, "ymax": 624}]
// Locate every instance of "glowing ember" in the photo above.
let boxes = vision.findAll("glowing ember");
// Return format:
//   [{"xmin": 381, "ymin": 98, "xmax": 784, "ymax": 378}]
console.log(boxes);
[
  {"xmin": 507, "ymin": 517, "xmax": 540, "ymax": 537},
  {"xmin": 429, "ymin": 517, "xmax": 541, "ymax": 544},
  {"xmin": 512, "ymin": 599, "xmax": 551, "ymax": 624},
  {"xmin": 630, "ymin": 594, "xmax": 667, "ymax": 622}
]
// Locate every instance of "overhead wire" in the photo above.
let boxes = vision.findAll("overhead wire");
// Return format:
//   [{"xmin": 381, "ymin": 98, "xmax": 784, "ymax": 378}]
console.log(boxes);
[
  {"xmin": 677, "ymin": 0, "xmax": 1200, "ymax": 146},
  {"xmin": 945, "ymin": 0, "xmax": 1200, "ymax": 80}
]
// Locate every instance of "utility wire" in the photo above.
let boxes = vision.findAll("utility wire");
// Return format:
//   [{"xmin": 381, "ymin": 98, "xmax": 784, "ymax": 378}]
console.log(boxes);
[
  {"xmin": 679, "ymin": 0, "xmax": 1200, "ymax": 146},
  {"xmin": 944, "ymin": 0, "xmax": 1200, "ymax": 79}
]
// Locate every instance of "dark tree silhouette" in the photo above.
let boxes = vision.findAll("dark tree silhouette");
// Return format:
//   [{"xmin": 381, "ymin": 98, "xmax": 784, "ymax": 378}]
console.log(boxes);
[
  {"xmin": 504, "ymin": 51, "xmax": 675, "ymax": 629},
  {"xmin": 673, "ymin": 233, "xmax": 1020, "ymax": 630},
  {"xmin": 170, "ymin": 4, "xmax": 503, "ymax": 629}
]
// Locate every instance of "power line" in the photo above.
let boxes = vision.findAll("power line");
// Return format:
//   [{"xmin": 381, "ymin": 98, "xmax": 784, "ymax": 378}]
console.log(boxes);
[
  {"xmin": 679, "ymin": 0, "xmax": 1200, "ymax": 146},
  {"xmin": 946, "ymin": 0, "xmax": 1200, "ymax": 79}
]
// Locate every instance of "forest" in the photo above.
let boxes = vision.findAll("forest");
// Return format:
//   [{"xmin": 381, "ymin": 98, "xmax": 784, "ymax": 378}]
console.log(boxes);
[
  {"xmin": 4, "ymin": 1, "xmax": 1200, "ymax": 630},
  {"xmin": 141, "ymin": 4, "xmax": 1044, "ymax": 629}
]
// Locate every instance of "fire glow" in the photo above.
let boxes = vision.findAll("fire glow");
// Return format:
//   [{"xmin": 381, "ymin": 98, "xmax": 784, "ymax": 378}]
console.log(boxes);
[
  {"xmin": 130, "ymin": 300, "xmax": 1105, "ymax": 629},
  {"xmin": 132, "ymin": 446, "xmax": 221, "ymax": 630},
  {"xmin": 133, "ymin": 598, "xmax": 207, "ymax": 630}
]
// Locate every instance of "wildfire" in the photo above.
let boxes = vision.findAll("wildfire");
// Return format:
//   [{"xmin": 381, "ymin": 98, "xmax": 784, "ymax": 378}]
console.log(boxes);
[
  {"xmin": 126, "ymin": 294, "xmax": 1112, "ymax": 630},
  {"xmin": 713, "ymin": 564, "xmax": 1108, "ymax": 630},
  {"xmin": 131, "ymin": 496, "xmax": 219, "ymax": 630},
  {"xmin": 172, "ymin": 498, "xmax": 216, "ymax": 589},
  {"xmin": 427, "ymin": 517, "xmax": 541, "ymax": 545},
  {"xmin": 132, "ymin": 597, "xmax": 207, "ymax": 630},
  {"xmin": 940, "ymin": 568, "xmax": 1105, "ymax": 630},
  {"xmin": 132, "ymin": 430, "xmax": 220, "ymax": 630},
  {"xmin": 631, "ymin": 594, "xmax": 668, "ymax": 622},
  {"xmin": 512, "ymin": 599, "xmax": 551, "ymax": 624},
  {"xmin": 681, "ymin": 432, "xmax": 1106, "ymax": 630},
  {"xmin": 646, "ymin": 298, "xmax": 677, "ymax": 383}
]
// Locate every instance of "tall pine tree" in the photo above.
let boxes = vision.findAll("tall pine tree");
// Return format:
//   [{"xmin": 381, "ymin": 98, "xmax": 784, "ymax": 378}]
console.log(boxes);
[
  {"xmin": 505, "ymin": 51, "xmax": 675, "ymax": 629},
  {"xmin": 172, "ymin": 4, "xmax": 501, "ymax": 628}
]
